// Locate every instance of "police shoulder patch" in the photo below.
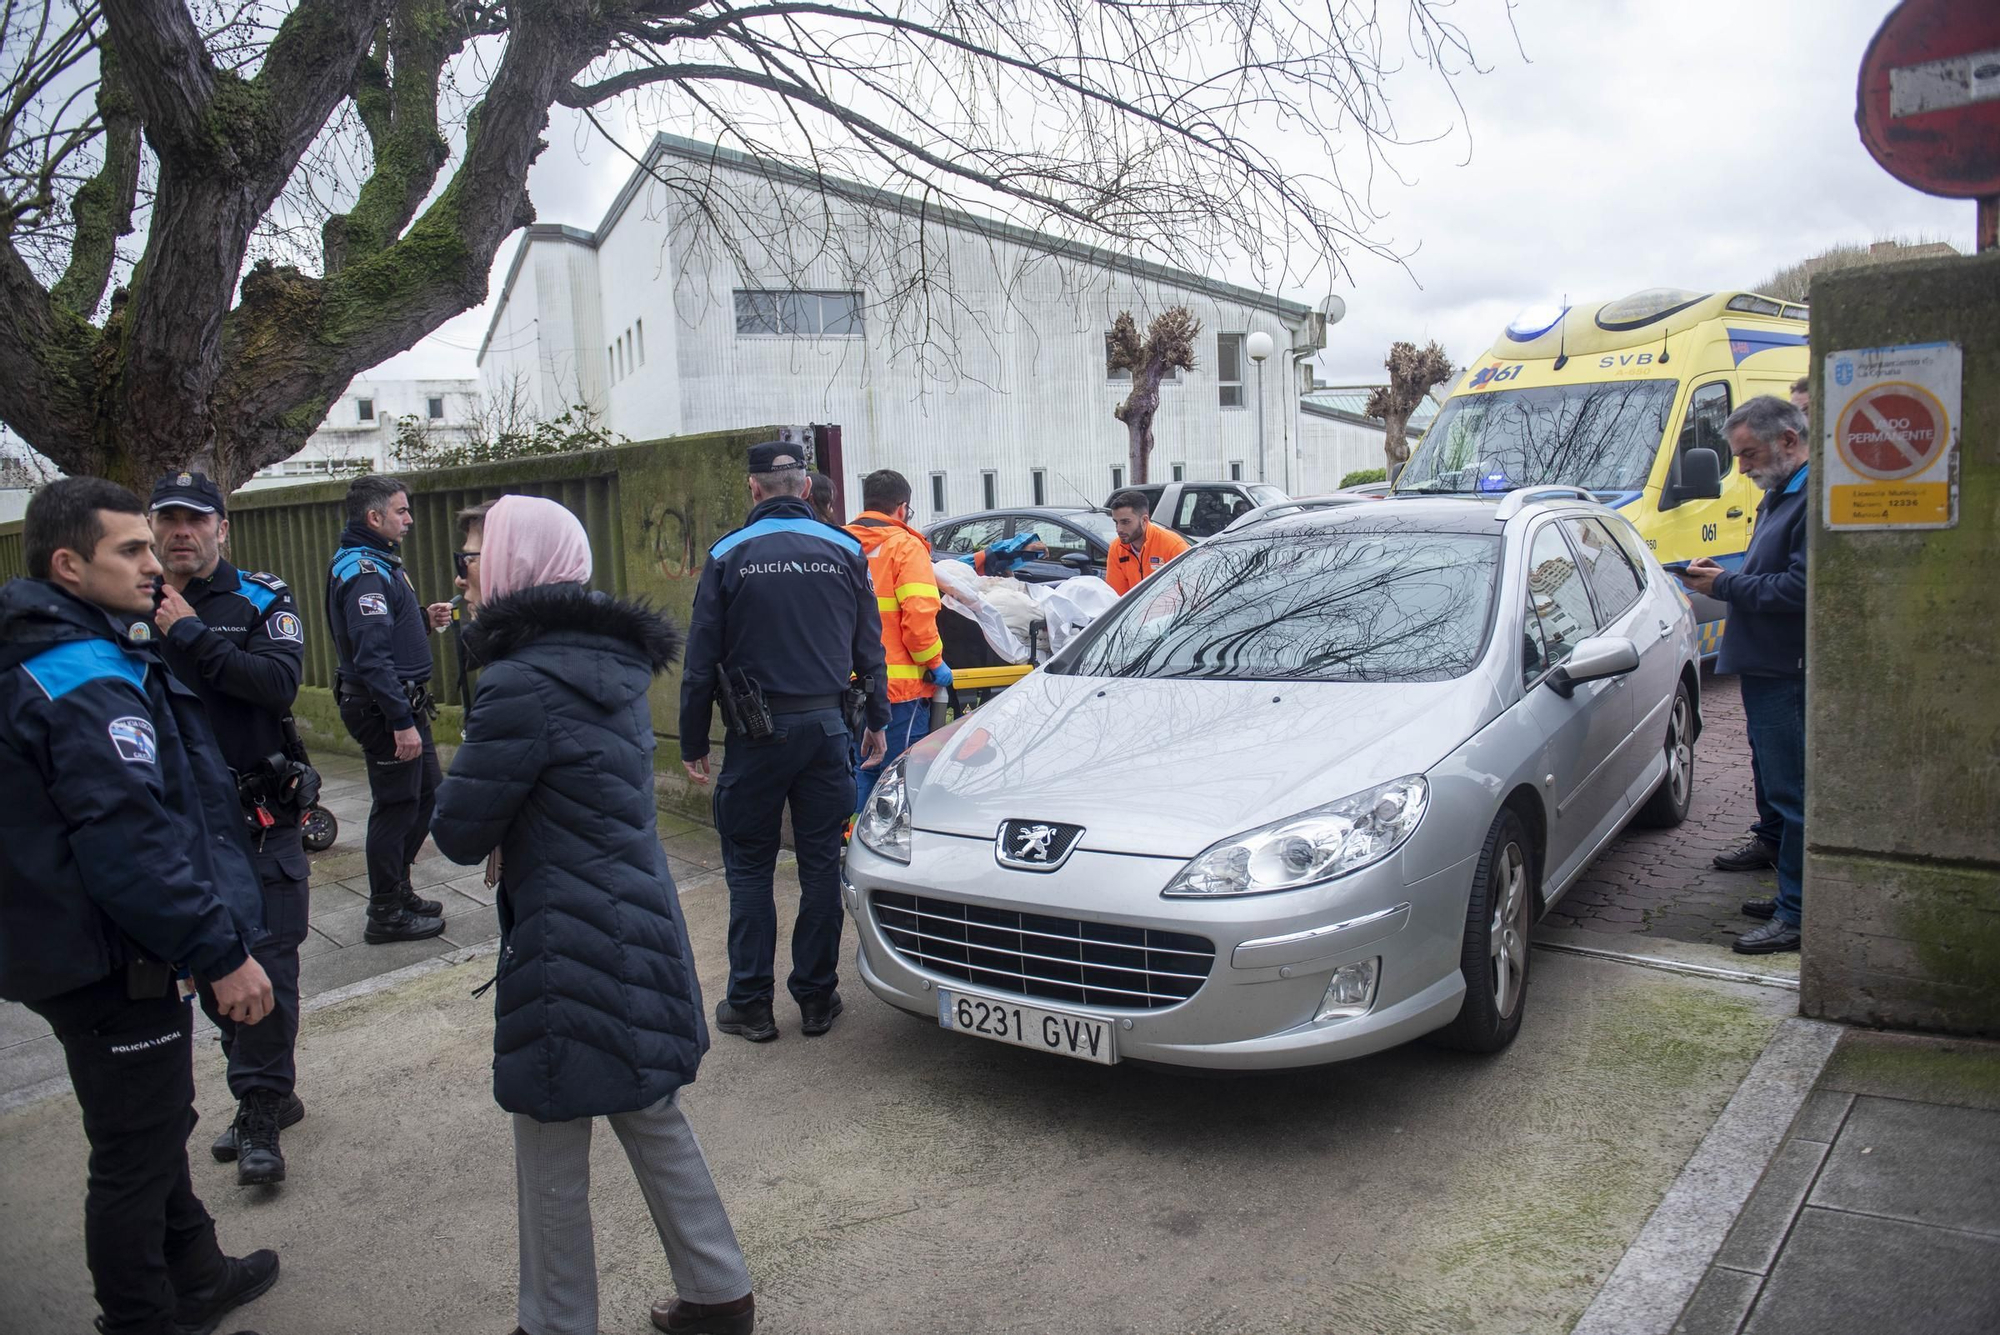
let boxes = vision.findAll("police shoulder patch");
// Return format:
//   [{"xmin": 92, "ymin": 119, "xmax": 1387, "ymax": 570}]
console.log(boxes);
[
  {"xmin": 108, "ymin": 715, "xmax": 157, "ymax": 765},
  {"xmin": 356, "ymin": 557, "xmax": 379, "ymax": 575},
  {"xmin": 357, "ymin": 592, "xmax": 389, "ymax": 617},
  {"xmin": 246, "ymin": 571, "xmax": 288, "ymax": 591},
  {"xmin": 268, "ymin": 611, "xmax": 305, "ymax": 643}
]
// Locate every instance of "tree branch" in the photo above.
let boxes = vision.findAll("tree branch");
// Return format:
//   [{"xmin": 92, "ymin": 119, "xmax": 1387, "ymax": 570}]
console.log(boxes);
[
  {"xmin": 50, "ymin": 31, "xmax": 139, "ymax": 316},
  {"xmin": 97, "ymin": 0, "xmax": 219, "ymax": 162},
  {"xmin": 212, "ymin": 0, "xmax": 605, "ymax": 480},
  {"xmin": 0, "ymin": 234, "xmax": 102, "ymax": 473},
  {"xmin": 323, "ymin": 2, "xmax": 460, "ymax": 274}
]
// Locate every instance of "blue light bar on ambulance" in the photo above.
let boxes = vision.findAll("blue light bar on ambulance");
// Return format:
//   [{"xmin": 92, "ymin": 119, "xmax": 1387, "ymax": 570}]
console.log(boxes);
[{"xmin": 1504, "ymin": 304, "xmax": 1568, "ymax": 342}]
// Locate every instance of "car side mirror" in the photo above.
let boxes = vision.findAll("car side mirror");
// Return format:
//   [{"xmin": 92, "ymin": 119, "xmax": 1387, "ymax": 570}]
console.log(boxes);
[
  {"xmin": 1060, "ymin": 551, "xmax": 1092, "ymax": 569},
  {"xmin": 1676, "ymin": 447, "xmax": 1724, "ymax": 503},
  {"xmin": 1547, "ymin": 636, "xmax": 1640, "ymax": 698}
]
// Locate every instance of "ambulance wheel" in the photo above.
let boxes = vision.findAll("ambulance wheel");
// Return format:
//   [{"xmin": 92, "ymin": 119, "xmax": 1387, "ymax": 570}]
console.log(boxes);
[{"xmin": 301, "ymin": 804, "xmax": 338, "ymax": 852}]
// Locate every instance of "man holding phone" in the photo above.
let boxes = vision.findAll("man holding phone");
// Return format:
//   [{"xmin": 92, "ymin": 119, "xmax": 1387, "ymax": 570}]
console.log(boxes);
[
  {"xmin": 0, "ymin": 477, "xmax": 280, "ymax": 1335},
  {"xmin": 1674, "ymin": 396, "xmax": 1811, "ymax": 954}
]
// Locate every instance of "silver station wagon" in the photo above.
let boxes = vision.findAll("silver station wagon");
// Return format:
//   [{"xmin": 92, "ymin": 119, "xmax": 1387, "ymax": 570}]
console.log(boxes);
[{"xmin": 844, "ymin": 491, "xmax": 1701, "ymax": 1070}]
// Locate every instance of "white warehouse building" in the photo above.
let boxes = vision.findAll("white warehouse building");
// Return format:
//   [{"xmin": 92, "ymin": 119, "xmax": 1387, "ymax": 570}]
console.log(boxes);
[{"xmin": 478, "ymin": 135, "xmax": 1364, "ymax": 517}]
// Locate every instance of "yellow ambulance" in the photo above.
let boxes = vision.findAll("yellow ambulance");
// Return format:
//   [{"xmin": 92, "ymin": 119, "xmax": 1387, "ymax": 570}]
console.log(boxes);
[{"xmin": 1394, "ymin": 287, "xmax": 1810, "ymax": 658}]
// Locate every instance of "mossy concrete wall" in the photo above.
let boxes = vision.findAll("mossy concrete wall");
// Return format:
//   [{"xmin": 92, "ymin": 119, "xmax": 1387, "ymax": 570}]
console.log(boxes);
[{"xmin": 1801, "ymin": 252, "xmax": 2000, "ymax": 1036}]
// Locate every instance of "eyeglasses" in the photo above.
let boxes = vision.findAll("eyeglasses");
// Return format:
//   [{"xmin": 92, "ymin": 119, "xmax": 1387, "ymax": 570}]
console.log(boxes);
[{"xmin": 453, "ymin": 550, "xmax": 481, "ymax": 579}]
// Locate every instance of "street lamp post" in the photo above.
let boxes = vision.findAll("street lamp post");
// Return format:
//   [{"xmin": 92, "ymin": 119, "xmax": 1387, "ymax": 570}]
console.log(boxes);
[{"xmin": 1246, "ymin": 330, "xmax": 1275, "ymax": 483}]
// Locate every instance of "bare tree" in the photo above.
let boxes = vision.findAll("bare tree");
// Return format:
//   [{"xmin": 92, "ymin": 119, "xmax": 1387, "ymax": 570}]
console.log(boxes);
[
  {"xmin": 1, "ymin": 1, "xmax": 1503, "ymax": 489},
  {"xmin": 1365, "ymin": 340, "xmax": 1454, "ymax": 473},
  {"xmin": 1754, "ymin": 237, "xmax": 1961, "ymax": 304},
  {"xmin": 1108, "ymin": 307, "xmax": 1199, "ymax": 485}
]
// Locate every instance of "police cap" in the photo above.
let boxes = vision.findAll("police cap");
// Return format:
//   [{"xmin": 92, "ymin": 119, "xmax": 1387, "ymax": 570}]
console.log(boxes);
[
  {"xmin": 747, "ymin": 441, "xmax": 807, "ymax": 474},
  {"xmin": 149, "ymin": 470, "xmax": 226, "ymax": 516}
]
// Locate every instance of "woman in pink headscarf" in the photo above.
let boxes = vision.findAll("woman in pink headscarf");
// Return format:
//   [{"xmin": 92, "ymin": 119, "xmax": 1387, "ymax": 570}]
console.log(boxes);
[{"xmin": 432, "ymin": 495, "xmax": 756, "ymax": 1335}]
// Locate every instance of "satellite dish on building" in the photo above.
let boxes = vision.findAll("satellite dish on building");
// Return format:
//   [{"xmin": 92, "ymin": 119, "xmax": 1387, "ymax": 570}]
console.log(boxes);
[{"xmin": 1319, "ymin": 296, "xmax": 1347, "ymax": 326}]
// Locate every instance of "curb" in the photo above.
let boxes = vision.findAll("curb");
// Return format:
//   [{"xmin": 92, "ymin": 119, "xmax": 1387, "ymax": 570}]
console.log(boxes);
[{"xmin": 1570, "ymin": 1015, "xmax": 1844, "ymax": 1335}]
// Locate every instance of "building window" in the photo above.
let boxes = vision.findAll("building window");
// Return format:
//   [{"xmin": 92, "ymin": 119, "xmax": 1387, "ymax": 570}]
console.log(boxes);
[
  {"xmin": 1105, "ymin": 335, "xmax": 1179, "ymax": 382},
  {"xmin": 356, "ymin": 397, "xmax": 374, "ymax": 422},
  {"xmin": 1229, "ymin": 460, "xmax": 1244, "ymax": 481},
  {"xmin": 1032, "ymin": 469, "xmax": 1047, "ymax": 506},
  {"xmin": 930, "ymin": 471, "xmax": 947, "ymax": 517},
  {"xmin": 1170, "ymin": 462, "xmax": 1186, "ymax": 481},
  {"xmin": 1217, "ymin": 333, "xmax": 1245, "ymax": 408},
  {"xmin": 981, "ymin": 471, "xmax": 998, "ymax": 510},
  {"xmin": 734, "ymin": 290, "xmax": 864, "ymax": 337},
  {"xmin": 1110, "ymin": 466, "xmax": 1124, "ymax": 490},
  {"xmin": 635, "ymin": 319, "xmax": 645, "ymax": 365},
  {"xmin": 426, "ymin": 396, "xmax": 445, "ymax": 421}
]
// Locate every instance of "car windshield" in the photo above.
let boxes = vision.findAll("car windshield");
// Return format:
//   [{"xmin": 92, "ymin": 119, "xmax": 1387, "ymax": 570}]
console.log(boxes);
[
  {"xmin": 1053, "ymin": 528, "xmax": 1502, "ymax": 683},
  {"xmin": 1247, "ymin": 484, "xmax": 1288, "ymax": 506},
  {"xmin": 1068, "ymin": 511, "xmax": 1116, "ymax": 542},
  {"xmin": 1400, "ymin": 380, "xmax": 1678, "ymax": 494}
]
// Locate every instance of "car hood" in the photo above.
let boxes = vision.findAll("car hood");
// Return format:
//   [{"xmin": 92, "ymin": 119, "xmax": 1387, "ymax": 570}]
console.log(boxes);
[{"xmin": 905, "ymin": 670, "xmax": 1496, "ymax": 859}]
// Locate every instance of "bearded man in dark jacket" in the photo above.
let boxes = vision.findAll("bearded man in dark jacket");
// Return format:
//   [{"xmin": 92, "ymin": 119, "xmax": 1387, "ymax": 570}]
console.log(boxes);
[{"xmin": 430, "ymin": 495, "xmax": 755, "ymax": 1335}]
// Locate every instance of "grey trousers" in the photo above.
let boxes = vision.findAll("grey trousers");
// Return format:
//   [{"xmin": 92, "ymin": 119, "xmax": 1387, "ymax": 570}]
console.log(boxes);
[{"xmin": 513, "ymin": 1091, "xmax": 752, "ymax": 1335}]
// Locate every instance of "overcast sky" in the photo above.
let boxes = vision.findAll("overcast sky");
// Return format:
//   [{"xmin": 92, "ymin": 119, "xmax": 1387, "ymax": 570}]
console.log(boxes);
[{"xmin": 373, "ymin": 0, "xmax": 1972, "ymax": 389}]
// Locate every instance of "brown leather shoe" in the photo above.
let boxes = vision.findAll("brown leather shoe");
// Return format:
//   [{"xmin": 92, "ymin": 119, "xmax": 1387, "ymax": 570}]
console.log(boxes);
[{"xmin": 651, "ymin": 1293, "xmax": 755, "ymax": 1335}]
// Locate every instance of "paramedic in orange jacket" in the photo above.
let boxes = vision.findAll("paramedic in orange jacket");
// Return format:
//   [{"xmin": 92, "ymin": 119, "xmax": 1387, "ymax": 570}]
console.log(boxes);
[
  {"xmin": 1105, "ymin": 489, "xmax": 1191, "ymax": 595},
  {"xmin": 845, "ymin": 470, "xmax": 951, "ymax": 810}
]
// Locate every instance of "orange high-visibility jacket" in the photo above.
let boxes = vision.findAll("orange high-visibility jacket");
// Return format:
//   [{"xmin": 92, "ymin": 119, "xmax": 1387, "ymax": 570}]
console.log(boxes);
[
  {"xmin": 1106, "ymin": 521, "xmax": 1191, "ymax": 595},
  {"xmin": 846, "ymin": 511, "xmax": 945, "ymax": 702}
]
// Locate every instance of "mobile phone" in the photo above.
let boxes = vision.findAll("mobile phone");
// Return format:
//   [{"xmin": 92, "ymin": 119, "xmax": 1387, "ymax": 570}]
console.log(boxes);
[{"xmin": 1661, "ymin": 560, "xmax": 1692, "ymax": 575}]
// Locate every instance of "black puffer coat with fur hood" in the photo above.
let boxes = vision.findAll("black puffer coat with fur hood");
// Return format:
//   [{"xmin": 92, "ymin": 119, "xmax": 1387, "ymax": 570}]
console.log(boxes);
[{"xmin": 432, "ymin": 583, "xmax": 706, "ymax": 1122}]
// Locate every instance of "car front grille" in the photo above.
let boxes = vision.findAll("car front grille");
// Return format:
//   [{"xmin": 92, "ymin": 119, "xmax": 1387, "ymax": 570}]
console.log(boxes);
[{"xmin": 871, "ymin": 890, "xmax": 1214, "ymax": 1010}]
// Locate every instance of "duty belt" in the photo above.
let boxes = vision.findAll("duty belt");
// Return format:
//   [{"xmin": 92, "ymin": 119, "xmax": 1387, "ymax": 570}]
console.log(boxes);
[{"xmin": 765, "ymin": 693, "xmax": 842, "ymax": 713}]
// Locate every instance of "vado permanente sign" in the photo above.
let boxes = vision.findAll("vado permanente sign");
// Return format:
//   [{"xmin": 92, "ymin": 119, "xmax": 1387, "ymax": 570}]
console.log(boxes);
[{"xmin": 1822, "ymin": 342, "xmax": 1962, "ymax": 530}]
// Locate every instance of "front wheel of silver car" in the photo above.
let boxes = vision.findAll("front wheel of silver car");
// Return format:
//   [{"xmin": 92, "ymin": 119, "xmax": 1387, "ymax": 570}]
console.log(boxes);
[
  {"xmin": 1634, "ymin": 680, "xmax": 1696, "ymax": 828},
  {"xmin": 1429, "ymin": 808, "xmax": 1536, "ymax": 1054}
]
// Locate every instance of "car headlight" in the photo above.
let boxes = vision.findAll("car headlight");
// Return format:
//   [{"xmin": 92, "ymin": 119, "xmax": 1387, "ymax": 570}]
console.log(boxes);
[
  {"xmin": 1161, "ymin": 775, "xmax": 1428, "ymax": 897},
  {"xmin": 855, "ymin": 757, "xmax": 912, "ymax": 863}
]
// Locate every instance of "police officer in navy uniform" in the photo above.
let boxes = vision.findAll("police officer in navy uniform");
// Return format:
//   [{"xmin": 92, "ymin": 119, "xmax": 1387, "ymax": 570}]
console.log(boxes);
[
  {"xmin": 149, "ymin": 471, "xmax": 311, "ymax": 1187},
  {"xmin": 326, "ymin": 474, "xmax": 449, "ymax": 943},
  {"xmin": 681, "ymin": 442, "xmax": 889, "ymax": 1043},
  {"xmin": 0, "ymin": 477, "xmax": 281, "ymax": 1335}
]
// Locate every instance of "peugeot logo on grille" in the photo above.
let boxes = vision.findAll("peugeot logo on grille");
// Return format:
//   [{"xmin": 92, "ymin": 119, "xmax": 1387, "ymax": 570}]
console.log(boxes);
[{"xmin": 995, "ymin": 819, "xmax": 1083, "ymax": 872}]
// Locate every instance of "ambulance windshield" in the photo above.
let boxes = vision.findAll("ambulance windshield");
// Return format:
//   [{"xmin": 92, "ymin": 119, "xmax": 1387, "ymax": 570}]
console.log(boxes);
[{"xmin": 1399, "ymin": 379, "xmax": 1678, "ymax": 495}]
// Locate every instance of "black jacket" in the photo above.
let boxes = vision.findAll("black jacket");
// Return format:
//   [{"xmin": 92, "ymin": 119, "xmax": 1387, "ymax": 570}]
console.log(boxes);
[
  {"xmin": 327, "ymin": 522, "xmax": 433, "ymax": 729},
  {"xmin": 159, "ymin": 559, "xmax": 305, "ymax": 778},
  {"xmin": 431, "ymin": 584, "xmax": 706, "ymax": 1122},
  {"xmin": 0, "ymin": 580, "xmax": 264, "ymax": 1002},
  {"xmin": 679, "ymin": 495, "xmax": 890, "ymax": 760},
  {"xmin": 1714, "ymin": 464, "xmax": 1808, "ymax": 679}
]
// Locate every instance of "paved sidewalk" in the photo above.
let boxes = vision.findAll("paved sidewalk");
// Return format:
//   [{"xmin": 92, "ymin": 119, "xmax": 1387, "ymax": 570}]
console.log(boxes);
[{"xmin": 1671, "ymin": 1029, "xmax": 2000, "ymax": 1334}]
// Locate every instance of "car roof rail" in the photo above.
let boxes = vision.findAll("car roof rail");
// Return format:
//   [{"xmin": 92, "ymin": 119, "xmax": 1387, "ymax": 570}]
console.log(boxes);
[{"xmin": 1493, "ymin": 486, "xmax": 1597, "ymax": 520}]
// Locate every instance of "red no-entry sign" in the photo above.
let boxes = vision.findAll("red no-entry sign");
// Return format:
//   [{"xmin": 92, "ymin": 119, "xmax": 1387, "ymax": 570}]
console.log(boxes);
[
  {"xmin": 1857, "ymin": 0, "xmax": 2000, "ymax": 199},
  {"xmin": 1836, "ymin": 385, "xmax": 1948, "ymax": 480}
]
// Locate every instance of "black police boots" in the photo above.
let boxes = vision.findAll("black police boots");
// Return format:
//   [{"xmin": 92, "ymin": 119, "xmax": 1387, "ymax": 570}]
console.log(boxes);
[
  {"xmin": 398, "ymin": 870, "xmax": 443, "ymax": 917},
  {"xmin": 363, "ymin": 895, "xmax": 446, "ymax": 944},
  {"xmin": 715, "ymin": 998, "xmax": 779, "ymax": 1043},
  {"xmin": 173, "ymin": 1247, "xmax": 279, "ymax": 1335},
  {"xmin": 229, "ymin": 1089, "xmax": 291, "ymax": 1186},
  {"xmin": 212, "ymin": 1091, "xmax": 303, "ymax": 1164}
]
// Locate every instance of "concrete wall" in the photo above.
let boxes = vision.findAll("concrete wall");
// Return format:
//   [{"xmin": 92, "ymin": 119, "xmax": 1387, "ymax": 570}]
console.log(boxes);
[{"xmin": 1800, "ymin": 250, "xmax": 2000, "ymax": 1036}]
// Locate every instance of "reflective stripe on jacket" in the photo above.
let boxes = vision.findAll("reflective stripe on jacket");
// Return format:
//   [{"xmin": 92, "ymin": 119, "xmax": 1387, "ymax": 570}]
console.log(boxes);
[
  {"xmin": 846, "ymin": 511, "xmax": 945, "ymax": 702},
  {"xmin": 1106, "ymin": 521, "xmax": 1191, "ymax": 596}
]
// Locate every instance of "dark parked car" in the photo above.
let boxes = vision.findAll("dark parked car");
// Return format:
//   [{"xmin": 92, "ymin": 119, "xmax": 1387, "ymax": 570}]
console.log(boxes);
[
  {"xmin": 1112, "ymin": 481, "xmax": 1289, "ymax": 539},
  {"xmin": 925, "ymin": 507, "xmax": 1115, "ymax": 584}
]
